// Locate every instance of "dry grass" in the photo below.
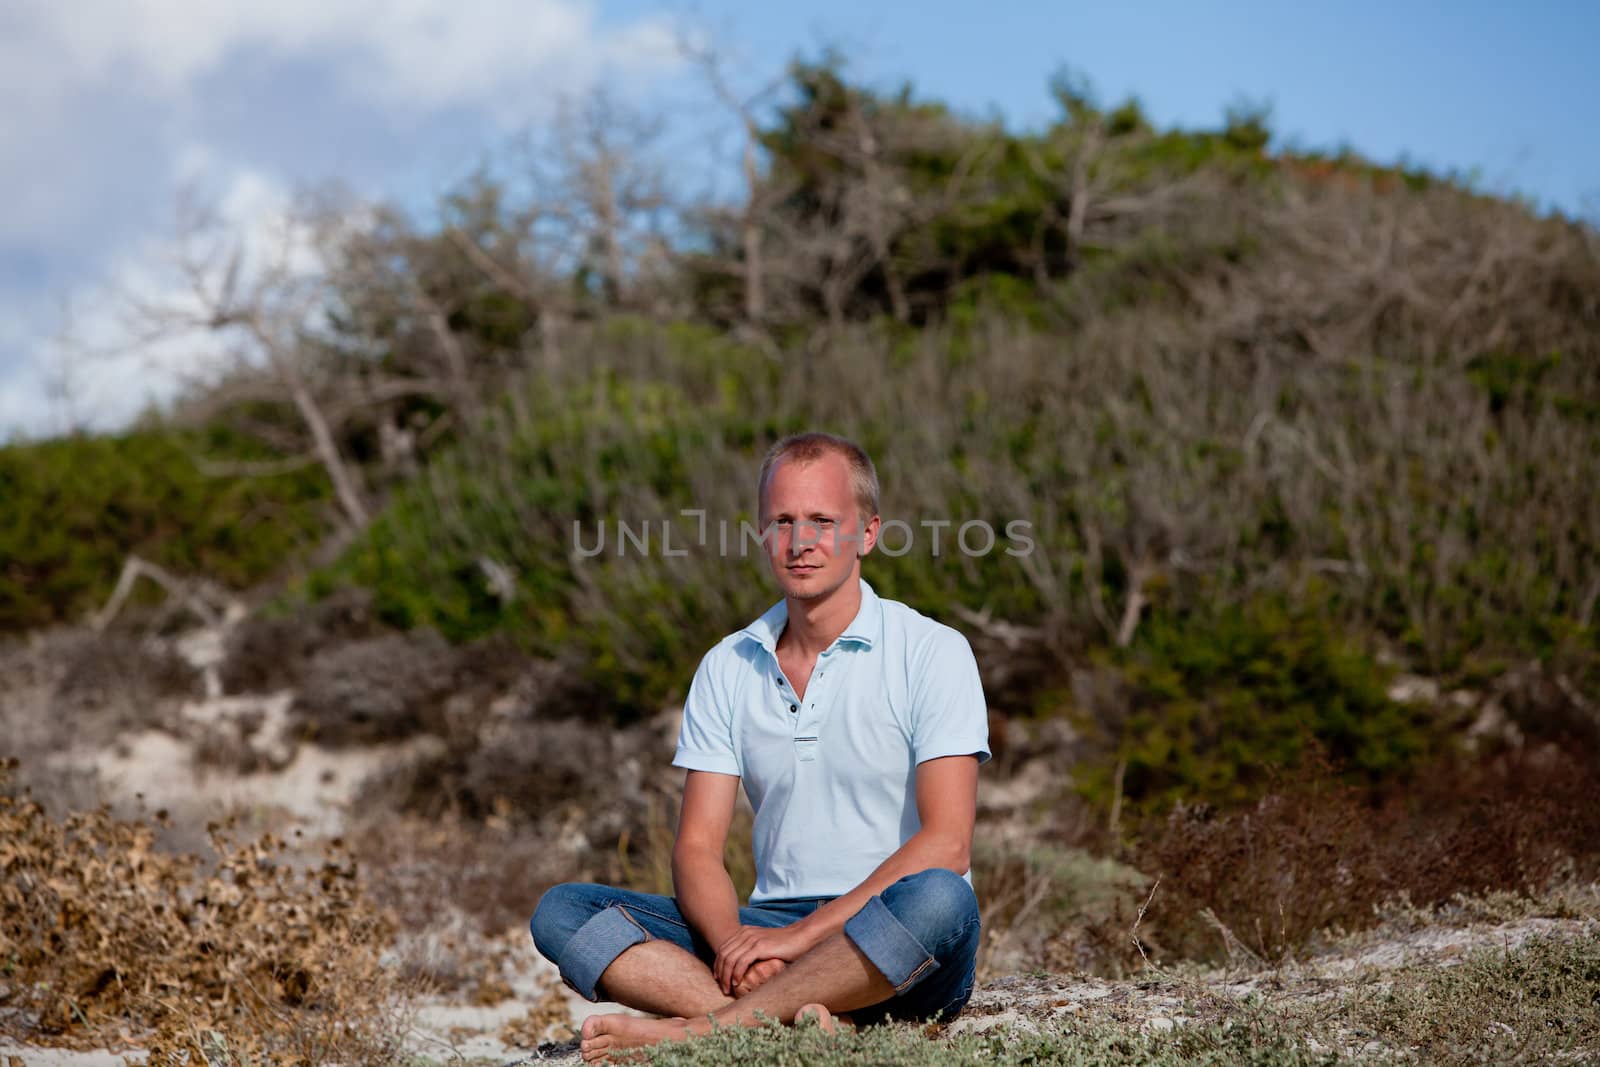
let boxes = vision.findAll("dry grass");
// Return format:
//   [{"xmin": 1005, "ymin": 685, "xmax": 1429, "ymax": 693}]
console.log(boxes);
[
  {"xmin": 352, "ymin": 811, "xmax": 567, "ymax": 943},
  {"xmin": 0, "ymin": 758, "xmax": 417, "ymax": 1064},
  {"xmin": 1133, "ymin": 742, "xmax": 1600, "ymax": 964},
  {"xmin": 612, "ymin": 791, "xmax": 758, "ymax": 904}
]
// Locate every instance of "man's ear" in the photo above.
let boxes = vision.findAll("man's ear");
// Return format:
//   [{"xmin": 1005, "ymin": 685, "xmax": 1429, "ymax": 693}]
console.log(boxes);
[{"xmin": 858, "ymin": 513, "xmax": 881, "ymax": 557}]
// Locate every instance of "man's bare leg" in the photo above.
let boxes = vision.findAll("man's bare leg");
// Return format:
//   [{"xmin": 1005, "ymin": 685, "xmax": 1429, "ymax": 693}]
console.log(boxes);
[
  {"xmin": 592, "ymin": 940, "xmax": 733, "ymax": 1019},
  {"xmin": 580, "ymin": 932, "xmax": 891, "ymax": 1062}
]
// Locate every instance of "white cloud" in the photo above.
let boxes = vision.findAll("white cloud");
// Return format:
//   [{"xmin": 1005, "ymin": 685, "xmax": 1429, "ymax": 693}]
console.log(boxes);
[
  {"xmin": 2, "ymin": 166, "xmax": 336, "ymax": 441},
  {"xmin": 2, "ymin": 0, "xmax": 680, "ymax": 113},
  {"xmin": 0, "ymin": 0, "xmax": 687, "ymax": 440}
]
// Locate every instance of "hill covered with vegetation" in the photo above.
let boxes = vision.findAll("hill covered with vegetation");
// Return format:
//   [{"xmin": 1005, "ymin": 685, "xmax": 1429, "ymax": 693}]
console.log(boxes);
[{"xmin": 6, "ymin": 61, "xmax": 1597, "ymax": 816}]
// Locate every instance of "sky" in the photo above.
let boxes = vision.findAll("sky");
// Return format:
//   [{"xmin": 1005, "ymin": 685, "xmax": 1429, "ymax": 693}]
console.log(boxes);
[{"xmin": 2, "ymin": 0, "xmax": 1596, "ymax": 441}]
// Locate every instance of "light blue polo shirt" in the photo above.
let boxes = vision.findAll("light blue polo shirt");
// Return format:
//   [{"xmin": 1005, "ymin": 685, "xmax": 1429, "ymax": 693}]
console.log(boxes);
[{"xmin": 672, "ymin": 577, "xmax": 991, "ymax": 903}]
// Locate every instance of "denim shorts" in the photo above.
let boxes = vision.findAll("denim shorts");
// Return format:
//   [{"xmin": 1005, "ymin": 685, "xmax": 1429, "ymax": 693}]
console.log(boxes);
[{"xmin": 530, "ymin": 867, "xmax": 980, "ymax": 1026}]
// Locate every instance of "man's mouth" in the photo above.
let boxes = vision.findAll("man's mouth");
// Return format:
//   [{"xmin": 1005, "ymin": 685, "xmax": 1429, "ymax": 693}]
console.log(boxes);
[{"xmin": 789, "ymin": 564, "xmax": 819, "ymax": 573}]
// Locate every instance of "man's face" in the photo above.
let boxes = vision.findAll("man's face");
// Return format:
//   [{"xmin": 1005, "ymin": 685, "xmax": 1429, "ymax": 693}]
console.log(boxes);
[{"xmin": 759, "ymin": 453, "xmax": 878, "ymax": 602}]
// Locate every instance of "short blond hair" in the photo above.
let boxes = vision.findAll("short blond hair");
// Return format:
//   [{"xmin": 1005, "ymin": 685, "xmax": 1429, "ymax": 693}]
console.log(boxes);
[{"xmin": 757, "ymin": 432, "xmax": 880, "ymax": 522}]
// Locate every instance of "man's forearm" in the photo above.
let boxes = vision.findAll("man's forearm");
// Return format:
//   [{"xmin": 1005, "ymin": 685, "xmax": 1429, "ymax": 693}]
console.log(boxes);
[
  {"xmin": 671, "ymin": 848, "xmax": 742, "ymax": 949},
  {"xmin": 790, "ymin": 829, "xmax": 968, "ymax": 950}
]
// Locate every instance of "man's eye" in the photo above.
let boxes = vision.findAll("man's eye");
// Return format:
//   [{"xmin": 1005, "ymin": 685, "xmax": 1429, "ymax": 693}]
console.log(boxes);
[{"xmin": 816, "ymin": 518, "xmax": 835, "ymax": 527}]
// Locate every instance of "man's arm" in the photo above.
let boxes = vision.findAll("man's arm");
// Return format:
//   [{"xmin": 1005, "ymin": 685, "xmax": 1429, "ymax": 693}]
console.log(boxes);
[
  {"xmin": 713, "ymin": 753, "xmax": 978, "ymax": 992},
  {"xmin": 671, "ymin": 769, "xmax": 744, "ymax": 952}
]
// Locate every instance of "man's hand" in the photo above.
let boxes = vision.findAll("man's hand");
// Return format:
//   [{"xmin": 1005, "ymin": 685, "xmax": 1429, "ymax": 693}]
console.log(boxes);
[
  {"xmin": 732, "ymin": 957, "xmax": 786, "ymax": 997},
  {"xmin": 713, "ymin": 923, "xmax": 815, "ymax": 995}
]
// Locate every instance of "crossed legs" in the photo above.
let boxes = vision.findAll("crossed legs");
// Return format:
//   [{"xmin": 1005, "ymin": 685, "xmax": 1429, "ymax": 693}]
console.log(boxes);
[
  {"xmin": 577, "ymin": 928, "xmax": 885, "ymax": 1060},
  {"xmin": 531, "ymin": 870, "xmax": 980, "ymax": 1062}
]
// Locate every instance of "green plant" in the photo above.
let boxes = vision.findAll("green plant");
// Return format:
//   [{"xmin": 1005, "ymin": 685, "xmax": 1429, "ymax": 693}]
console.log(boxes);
[
  {"xmin": 0, "ymin": 426, "xmax": 331, "ymax": 631},
  {"xmin": 1092, "ymin": 595, "xmax": 1441, "ymax": 812}
]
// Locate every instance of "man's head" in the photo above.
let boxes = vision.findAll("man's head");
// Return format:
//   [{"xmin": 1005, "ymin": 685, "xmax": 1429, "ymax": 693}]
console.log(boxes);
[{"xmin": 756, "ymin": 432, "xmax": 881, "ymax": 601}]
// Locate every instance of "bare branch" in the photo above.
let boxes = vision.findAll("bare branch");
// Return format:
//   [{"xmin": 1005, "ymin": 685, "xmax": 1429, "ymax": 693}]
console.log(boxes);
[{"xmin": 93, "ymin": 555, "xmax": 231, "ymax": 631}]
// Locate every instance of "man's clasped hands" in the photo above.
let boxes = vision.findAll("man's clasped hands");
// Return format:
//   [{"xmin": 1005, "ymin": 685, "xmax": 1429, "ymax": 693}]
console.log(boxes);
[{"xmin": 712, "ymin": 921, "xmax": 820, "ymax": 997}]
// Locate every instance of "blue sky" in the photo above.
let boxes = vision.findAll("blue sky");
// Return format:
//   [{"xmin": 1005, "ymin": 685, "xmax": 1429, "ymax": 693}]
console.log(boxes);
[
  {"xmin": 680, "ymin": 1, "xmax": 1598, "ymax": 212},
  {"xmin": 1, "ymin": 1, "xmax": 1595, "ymax": 440}
]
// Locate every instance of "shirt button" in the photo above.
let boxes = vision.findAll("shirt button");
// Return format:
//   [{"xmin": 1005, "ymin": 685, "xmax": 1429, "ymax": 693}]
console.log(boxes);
[{"xmin": 789, "ymin": 703, "xmax": 797, "ymax": 713}]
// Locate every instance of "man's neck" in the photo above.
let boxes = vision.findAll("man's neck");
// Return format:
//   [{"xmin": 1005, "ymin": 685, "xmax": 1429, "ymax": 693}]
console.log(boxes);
[{"xmin": 779, "ymin": 572, "xmax": 862, "ymax": 659}]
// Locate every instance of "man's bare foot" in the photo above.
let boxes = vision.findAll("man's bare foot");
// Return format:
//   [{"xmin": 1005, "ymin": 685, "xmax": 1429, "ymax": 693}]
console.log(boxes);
[
  {"xmin": 795, "ymin": 1002, "xmax": 854, "ymax": 1034},
  {"xmin": 579, "ymin": 1013, "xmax": 691, "ymax": 1063}
]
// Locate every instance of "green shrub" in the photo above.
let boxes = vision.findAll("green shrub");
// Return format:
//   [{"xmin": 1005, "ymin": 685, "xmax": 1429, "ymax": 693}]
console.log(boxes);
[
  {"xmin": 0, "ymin": 427, "xmax": 331, "ymax": 631},
  {"xmin": 1090, "ymin": 595, "xmax": 1444, "ymax": 811}
]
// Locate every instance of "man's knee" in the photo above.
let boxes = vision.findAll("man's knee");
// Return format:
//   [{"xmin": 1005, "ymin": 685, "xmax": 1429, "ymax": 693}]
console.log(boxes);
[
  {"xmin": 529, "ymin": 882, "xmax": 597, "ymax": 963},
  {"xmin": 880, "ymin": 868, "xmax": 979, "ymax": 951}
]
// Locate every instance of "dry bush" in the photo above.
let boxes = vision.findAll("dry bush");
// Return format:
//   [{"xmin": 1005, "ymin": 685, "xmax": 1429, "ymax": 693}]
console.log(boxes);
[
  {"xmin": 217, "ymin": 586, "xmax": 382, "ymax": 693},
  {"xmin": 50, "ymin": 631, "xmax": 201, "ymax": 710},
  {"xmin": 295, "ymin": 629, "xmax": 458, "ymax": 744},
  {"xmin": 354, "ymin": 712, "xmax": 693, "ymax": 939},
  {"xmin": 1135, "ymin": 742, "xmax": 1600, "ymax": 964},
  {"xmin": 972, "ymin": 842, "xmax": 1150, "ymax": 979},
  {"xmin": 4, "ymin": 629, "xmax": 199, "ymax": 746},
  {"xmin": 1, "ymin": 630, "xmax": 203, "ymax": 813},
  {"xmin": 219, "ymin": 616, "xmax": 321, "ymax": 693},
  {"xmin": 0, "ymin": 759, "xmax": 415, "ymax": 1063},
  {"xmin": 352, "ymin": 812, "xmax": 584, "ymax": 942},
  {"xmin": 347, "ymin": 253, "xmax": 1599, "ymax": 723},
  {"xmin": 464, "ymin": 718, "xmax": 618, "ymax": 817},
  {"xmin": 499, "ymin": 978, "xmax": 576, "ymax": 1048},
  {"xmin": 366, "ymin": 709, "xmax": 659, "ymax": 825},
  {"xmin": 611, "ymin": 789, "xmax": 758, "ymax": 904}
]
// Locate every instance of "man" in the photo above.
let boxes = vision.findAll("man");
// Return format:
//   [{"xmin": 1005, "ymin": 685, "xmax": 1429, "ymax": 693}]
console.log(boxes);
[{"xmin": 530, "ymin": 432, "xmax": 991, "ymax": 1062}]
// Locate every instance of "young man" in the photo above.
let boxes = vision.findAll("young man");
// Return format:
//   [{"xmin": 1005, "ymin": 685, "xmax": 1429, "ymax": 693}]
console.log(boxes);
[{"xmin": 531, "ymin": 432, "xmax": 991, "ymax": 1062}]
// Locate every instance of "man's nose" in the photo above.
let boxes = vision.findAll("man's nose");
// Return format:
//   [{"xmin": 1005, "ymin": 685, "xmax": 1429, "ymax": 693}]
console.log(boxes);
[{"xmin": 791, "ymin": 523, "xmax": 824, "ymax": 552}]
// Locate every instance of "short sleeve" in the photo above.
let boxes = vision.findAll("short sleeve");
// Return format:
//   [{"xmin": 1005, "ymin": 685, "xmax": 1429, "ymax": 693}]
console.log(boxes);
[
  {"xmin": 672, "ymin": 648, "xmax": 741, "ymax": 776},
  {"xmin": 909, "ymin": 626, "xmax": 992, "ymax": 765}
]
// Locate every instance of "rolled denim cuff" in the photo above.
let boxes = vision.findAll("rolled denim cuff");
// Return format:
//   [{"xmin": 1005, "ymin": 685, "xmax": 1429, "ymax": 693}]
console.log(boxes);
[
  {"xmin": 558, "ymin": 905, "xmax": 650, "ymax": 1001},
  {"xmin": 843, "ymin": 894, "xmax": 939, "ymax": 994}
]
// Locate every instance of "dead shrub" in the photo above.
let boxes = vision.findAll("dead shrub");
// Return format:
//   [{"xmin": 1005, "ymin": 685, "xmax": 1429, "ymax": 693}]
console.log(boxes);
[
  {"xmin": 295, "ymin": 628, "xmax": 457, "ymax": 744},
  {"xmin": 218, "ymin": 586, "xmax": 381, "ymax": 693},
  {"xmin": 611, "ymin": 789, "xmax": 758, "ymax": 905},
  {"xmin": 352, "ymin": 812, "xmax": 579, "ymax": 939},
  {"xmin": 367, "ymin": 715, "xmax": 619, "ymax": 824},
  {"xmin": 5, "ymin": 628, "xmax": 200, "ymax": 749},
  {"xmin": 1134, "ymin": 742, "xmax": 1600, "ymax": 963},
  {"xmin": 219, "ymin": 615, "xmax": 317, "ymax": 693},
  {"xmin": 1, "ymin": 630, "xmax": 202, "ymax": 812},
  {"xmin": 972, "ymin": 843, "xmax": 1151, "ymax": 979},
  {"xmin": 52, "ymin": 631, "xmax": 200, "ymax": 708},
  {"xmin": 465, "ymin": 718, "xmax": 619, "ymax": 816},
  {"xmin": 367, "ymin": 706, "xmax": 677, "ymax": 835},
  {"xmin": 0, "ymin": 758, "xmax": 415, "ymax": 1063}
]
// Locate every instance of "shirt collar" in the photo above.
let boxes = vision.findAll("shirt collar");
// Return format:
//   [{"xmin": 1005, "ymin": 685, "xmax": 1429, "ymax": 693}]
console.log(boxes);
[{"xmin": 739, "ymin": 577, "xmax": 881, "ymax": 654}]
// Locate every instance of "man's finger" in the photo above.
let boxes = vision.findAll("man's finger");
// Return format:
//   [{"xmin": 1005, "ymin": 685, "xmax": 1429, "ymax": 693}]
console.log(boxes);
[
  {"xmin": 720, "ymin": 945, "xmax": 748, "ymax": 991},
  {"xmin": 730, "ymin": 947, "xmax": 757, "ymax": 989},
  {"xmin": 714, "ymin": 941, "xmax": 742, "ymax": 990}
]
